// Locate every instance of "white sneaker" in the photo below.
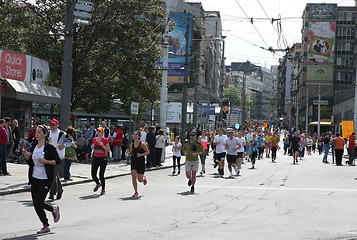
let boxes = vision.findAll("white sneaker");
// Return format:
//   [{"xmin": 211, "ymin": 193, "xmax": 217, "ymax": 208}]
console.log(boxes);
[
  {"xmin": 235, "ymin": 168, "xmax": 239, "ymax": 175},
  {"xmin": 229, "ymin": 173, "xmax": 234, "ymax": 178},
  {"xmin": 37, "ymin": 225, "xmax": 50, "ymax": 234}
]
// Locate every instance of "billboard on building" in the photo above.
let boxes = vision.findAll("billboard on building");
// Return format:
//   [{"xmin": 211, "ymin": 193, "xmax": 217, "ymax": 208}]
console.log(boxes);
[
  {"xmin": 306, "ymin": 65, "xmax": 333, "ymax": 81},
  {"xmin": 156, "ymin": 12, "xmax": 193, "ymax": 84},
  {"xmin": 307, "ymin": 22, "xmax": 335, "ymax": 63},
  {"xmin": 307, "ymin": 4, "xmax": 337, "ymax": 20},
  {"xmin": 0, "ymin": 49, "xmax": 50, "ymax": 85}
]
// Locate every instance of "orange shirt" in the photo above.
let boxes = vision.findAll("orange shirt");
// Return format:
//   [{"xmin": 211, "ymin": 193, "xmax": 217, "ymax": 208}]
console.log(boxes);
[{"xmin": 334, "ymin": 137, "xmax": 345, "ymax": 150}]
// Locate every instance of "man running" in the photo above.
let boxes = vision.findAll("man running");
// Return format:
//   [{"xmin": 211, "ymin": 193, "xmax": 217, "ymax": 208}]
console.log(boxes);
[
  {"xmin": 225, "ymin": 131, "xmax": 240, "ymax": 178},
  {"xmin": 183, "ymin": 132, "xmax": 203, "ymax": 193},
  {"xmin": 290, "ymin": 131, "xmax": 301, "ymax": 164},
  {"xmin": 270, "ymin": 131, "xmax": 280, "ymax": 162},
  {"xmin": 236, "ymin": 132, "xmax": 245, "ymax": 175},
  {"xmin": 213, "ymin": 129, "xmax": 227, "ymax": 177}
]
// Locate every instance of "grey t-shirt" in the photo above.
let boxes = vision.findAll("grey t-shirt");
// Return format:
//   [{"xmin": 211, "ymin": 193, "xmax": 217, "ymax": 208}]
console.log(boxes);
[{"xmin": 225, "ymin": 137, "xmax": 239, "ymax": 155}]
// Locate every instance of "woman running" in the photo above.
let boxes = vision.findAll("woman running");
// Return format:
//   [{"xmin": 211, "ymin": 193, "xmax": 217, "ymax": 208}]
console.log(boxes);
[
  {"xmin": 91, "ymin": 127, "xmax": 110, "ymax": 195},
  {"xmin": 22, "ymin": 125, "xmax": 61, "ymax": 234},
  {"xmin": 130, "ymin": 130, "xmax": 150, "ymax": 197},
  {"xmin": 249, "ymin": 133, "xmax": 259, "ymax": 169},
  {"xmin": 172, "ymin": 136, "xmax": 182, "ymax": 175},
  {"xmin": 199, "ymin": 130, "xmax": 209, "ymax": 175}
]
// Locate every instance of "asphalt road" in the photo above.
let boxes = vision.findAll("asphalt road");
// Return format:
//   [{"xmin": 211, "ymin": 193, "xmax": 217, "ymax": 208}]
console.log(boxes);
[{"xmin": 1, "ymin": 150, "xmax": 357, "ymax": 240}]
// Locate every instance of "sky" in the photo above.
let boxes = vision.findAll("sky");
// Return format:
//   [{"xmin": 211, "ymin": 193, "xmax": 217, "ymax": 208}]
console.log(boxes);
[{"xmin": 191, "ymin": 0, "xmax": 356, "ymax": 68}]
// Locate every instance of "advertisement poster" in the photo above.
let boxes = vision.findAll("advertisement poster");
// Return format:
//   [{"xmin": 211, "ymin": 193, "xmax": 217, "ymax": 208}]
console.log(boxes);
[
  {"xmin": 306, "ymin": 65, "xmax": 333, "ymax": 82},
  {"xmin": 307, "ymin": 4, "xmax": 337, "ymax": 20},
  {"xmin": 31, "ymin": 56, "xmax": 50, "ymax": 85},
  {"xmin": 157, "ymin": 12, "xmax": 193, "ymax": 84},
  {"xmin": 307, "ymin": 22, "xmax": 336, "ymax": 63}
]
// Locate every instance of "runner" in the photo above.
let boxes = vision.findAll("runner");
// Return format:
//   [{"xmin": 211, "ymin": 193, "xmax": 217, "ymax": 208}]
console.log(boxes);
[
  {"xmin": 91, "ymin": 127, "xmax": 110, "ymax": 195},
  {"xmin": 213, "ymin": 128, "xmax": 228, "ymax": 177},
  {"xmin": 249, "ymin": 133, "xmax": 259, "ymax": 169},
  {"xmin": 306, "ymin": 135, "xmax": 313, "ymax": 155},
  {"xmin": 270, "ymin": 131, "xmax": 280, "ymax": 162},
  {"xmin": 172, "ymin": 136, "xmax": 182, "ymax": 175},
  {"xmin": 257, "ymin": 134, "xmax": 264, "ymax": 160},
  {"xmin": 225, "ymin": 131, "xmax": 240, "ymax": 178},
  {"xmin": 236, "ymin": 131, "xmax": 245, "ymax": 175},
  {"xmin": 130, "ymin": 131, "xmax": 150, "ymax": 197},
  {"xmin": 290, "ymin": 131, "xmax": 301, "ymax": 164},
  {"xmin": 22, "ymin": 125, "xmax": 61, "ymax": 234},
  {"xmin": 198, "ymin": 130, "xmax": 209, "ymax": 175},
  {"xmin": 265, "ymin": 132, "xmax": 272, "ymax": 158},
  {"xmin": 183, "ymin": 132, "xmax": 203, "ymax": 193}
]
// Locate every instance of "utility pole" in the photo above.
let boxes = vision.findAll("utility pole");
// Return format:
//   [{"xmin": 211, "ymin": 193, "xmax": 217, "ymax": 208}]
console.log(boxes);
[
  {"xmin": 180, "ymin": 21, "xmax": 190, "ymax": 142},
  {"xmin": 160, "ymin": 0, "xmax": 170, "ymax": 137},
  {"xmin": 305, "ymin": 88, "xmax": 309, "ymax": 135},
  {"xmin": 241, "ymin": 72, "xmax": 246, "ymax": 130},
  {"xmin": 60, "ymin": 0, "xmax": 75, "ymax": 129},
  {"xmin": 317, "ymin": 83, "xmax": 321, "ymax": 138}
]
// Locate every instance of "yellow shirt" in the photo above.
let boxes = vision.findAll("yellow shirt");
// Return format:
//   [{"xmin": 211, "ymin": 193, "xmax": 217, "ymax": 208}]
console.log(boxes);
[
  {"xmin": 271, "ymin": 136, "xmax": 280, "ymax": 147},
  {"xmin": 265, "ymin": 136, "xmax": 272, "ymax": 144}
]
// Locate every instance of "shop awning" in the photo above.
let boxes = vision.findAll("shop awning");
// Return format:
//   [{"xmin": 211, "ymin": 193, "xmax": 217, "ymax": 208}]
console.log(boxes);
[
  {"xmin": 6, "ymin": 79, "xmax": 61, "ymax": 105},
  {"xmin": 308, "ymin": 121, "xmax": 335, "ymax": 126}
]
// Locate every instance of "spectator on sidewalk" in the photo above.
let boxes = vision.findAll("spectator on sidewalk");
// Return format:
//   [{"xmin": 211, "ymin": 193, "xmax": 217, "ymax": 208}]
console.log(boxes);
[
  {"xmin": 63, "ymin": 126, "xmax": 77, "ymax": 181},
  {"xmin": 155, "ymin": 129, "xmax": 165, "ymax": 167},
  {"xmin": 12, "ymin": 119, "xmax": 20, "ymax": 161},
  {"xmin": 333, "ymin": 133, "xmax": 345, "ymax": 166},
  {"xmin": 0, "ymin": 119, "xmax": 9, "ymax": 175},
  {"xmin": 4, "ymin": 117, "xmax": 13, "ymax": 163},
  {"xmin": 347, "ymin": 132, "xmax": 356, "ymax": 166},
  {"xmin": 112, "ymin": 126, "xmax": 123, "ymax": 161},
  {"xmin": 146, "ymin": 126, "xmax": 156, "ymax": 168},
  {"xmin": 48, "ymin": 119, "xmax": 68, "ymax": 200},
  {"xmin": 22, "ymin": 125, "xmax": 61, "ymax": 234},
  {"xmin": 84, "ymin": 139, "xmax": 92, "ymax": 161},
  {"xmin": 81, "ymin": 120, "xmax": 95, "ymax": 142},
  {"xmin": 26, "ymin": 120, "xmax": 38, "ymax": 143}
]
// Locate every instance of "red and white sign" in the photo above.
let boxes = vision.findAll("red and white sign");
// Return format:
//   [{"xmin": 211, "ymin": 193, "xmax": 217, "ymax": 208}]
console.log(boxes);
[
  {"xmin": 0, "ymin": 49, "xmax": 49, "ymax": 84},
  {"xmin": 0, "ymin": 50, "xmax": 28, "ymax": 81}
]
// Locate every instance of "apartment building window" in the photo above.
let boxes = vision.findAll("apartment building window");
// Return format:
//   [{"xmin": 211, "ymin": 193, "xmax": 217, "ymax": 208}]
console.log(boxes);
[
  {"xmin": 347, "ymin": 12, "xmax": 352, "ymax": 21},
  {"xmin": 336, "ymin": 57, "xmax": 342, "ymax": 65},
  {"xmin": 336, "ymin": 72, "xmax": 341, "ymax": 81},
  {"xmin": 338, "ymin": 12, "xmax": 344, "ymax": 21},
  {"xmin": 337, "ymin": 42, "xmax": 342, "ymax": 51}
]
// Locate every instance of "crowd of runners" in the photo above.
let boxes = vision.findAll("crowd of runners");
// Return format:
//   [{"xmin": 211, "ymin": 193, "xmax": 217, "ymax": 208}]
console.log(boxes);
[{"xmin": 7, "ymin": 116, "xmax": 357, "ymax": 235}]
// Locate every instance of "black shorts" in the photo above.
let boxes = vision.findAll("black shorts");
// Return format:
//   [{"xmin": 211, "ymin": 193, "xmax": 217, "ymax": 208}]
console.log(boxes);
[
  {"xmin": 131, "ymin": 157, "xmax": 145, "ymax": 174},
  {"xmin": 226, "ymin": 154, "xmax": 237, "ymax": 163},
  {"xmin": 237, "ymin": 152, "xmax": 244, "ymax": 158},
  {"xmin": 214, "ymin": 152, "xmax": 226, "ymax": 162}
]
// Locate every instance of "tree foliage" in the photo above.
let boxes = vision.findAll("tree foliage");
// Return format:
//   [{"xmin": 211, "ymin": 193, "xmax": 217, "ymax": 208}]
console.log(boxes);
[
  {"xmin": 0, "ymin": 0, "xmax": 166, "ymax": 114},
  {"xmin": 224, "ymin": 86, "xmax": 241, "ymax": 107}
]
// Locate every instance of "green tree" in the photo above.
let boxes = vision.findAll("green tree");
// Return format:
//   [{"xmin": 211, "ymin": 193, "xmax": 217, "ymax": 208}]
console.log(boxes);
[
  {"xmin": 0, "ymin": 0, "xmax": 166, "ymax": 114},
  {"xmin": 224, "ymin": 86, "xmax": 241, "ymax": 107}
]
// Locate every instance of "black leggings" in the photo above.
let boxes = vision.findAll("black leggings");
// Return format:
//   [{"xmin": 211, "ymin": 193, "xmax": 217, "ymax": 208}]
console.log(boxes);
[
  {"xmin": 173, "ymin": 156, "xmax": 181, "ymax": 171},
  {"xmin": 31, "ymin": 178, "xmax": 54, "ymax": 227},
  {"xmin": 251, "ymin": 150, "xmax": 258, "ymax": 165},
  {"xmin": 91, "ymin": 157, "xmax": 107, "ymax": 190}
]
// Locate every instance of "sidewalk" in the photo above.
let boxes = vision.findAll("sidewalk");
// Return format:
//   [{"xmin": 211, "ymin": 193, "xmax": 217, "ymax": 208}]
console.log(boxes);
[{"xmin": 0, "ymin": 145, "xmax": 181, "ymax": 196}]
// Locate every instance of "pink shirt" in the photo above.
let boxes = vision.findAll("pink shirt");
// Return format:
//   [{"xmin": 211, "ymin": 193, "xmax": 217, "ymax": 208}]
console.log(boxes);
[{"xmin": 92, "ymin": 137, "xmax": 109, "ymax": 157}]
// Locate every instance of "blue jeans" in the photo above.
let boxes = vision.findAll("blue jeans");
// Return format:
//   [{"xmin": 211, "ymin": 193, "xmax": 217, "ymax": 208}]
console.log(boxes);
[
  {"xmin": 0, "ymin": 144, "xmax": 7, "ymax": 173},
  {"xmin": 323, "ymin": 144, "xmax": 330, "ymax": 162},
  {"xmin": 64, "ymin": 159, "xmax": 72, "ymax": 179},
  {"xmin": 113, "ymin": 145, "xmax": 122, "ymax": 160}
]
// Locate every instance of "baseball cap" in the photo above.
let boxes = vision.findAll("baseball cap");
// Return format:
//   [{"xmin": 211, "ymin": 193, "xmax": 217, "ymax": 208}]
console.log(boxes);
[
  {"xmin": 49, "ymin": 119, "xmax": 59, "ymax": 125},
  {"xmin": 189, "ymin": 132, "xmax": 196, "ymax": 136},
  {"xmin": 97, "ymin": 127, "xmax": 104, "ymax": 132}
]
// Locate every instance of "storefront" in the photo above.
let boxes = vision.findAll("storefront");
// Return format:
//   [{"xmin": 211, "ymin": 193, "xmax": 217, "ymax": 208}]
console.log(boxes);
[{"xmin": 0, "ymin": 49, "xmax": 60, "ymax": 138}]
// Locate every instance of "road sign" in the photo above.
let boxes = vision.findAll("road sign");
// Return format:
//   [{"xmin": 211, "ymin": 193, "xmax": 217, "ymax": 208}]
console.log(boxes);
[
  {"xmin": 313, "ymin": 100, "xmax": 328, "ymax": 105},
  {"xmin": 75, "ymin": 2, "xmax": 93, "ymax": 12},
  {"xmin": 131, "ymin": 102, "xmax": 139, "ymax": 115}
]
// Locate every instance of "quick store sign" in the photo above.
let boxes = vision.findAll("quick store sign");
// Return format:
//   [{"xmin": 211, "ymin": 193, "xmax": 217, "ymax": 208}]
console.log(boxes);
[
  {"xmin": 0, "ymin": 49, "xmax": 49, "ymax": 85},
  {"xmin": 0, "ymin": 50, "xmax": 27, "ymax": 81}
]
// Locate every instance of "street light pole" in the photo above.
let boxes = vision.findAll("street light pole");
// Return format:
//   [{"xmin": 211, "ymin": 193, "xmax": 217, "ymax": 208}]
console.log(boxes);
[
  {"xmin": 60, "ymin": 0, "xmax": 75, "ymax": 129},
  {"xmin": 180, "ymin": 21, "xmax": 190, "ymax": 142},
  {"xmin": 317, "ymin": 83, "xmax": 321, "ymax": 138},
  {"xmin": 159, "ymin": 0, "xmax": 170, "ymax": 137},
  {"xmin": 241, "ymin": 72, "xmax": 246, "ymax": 130}
]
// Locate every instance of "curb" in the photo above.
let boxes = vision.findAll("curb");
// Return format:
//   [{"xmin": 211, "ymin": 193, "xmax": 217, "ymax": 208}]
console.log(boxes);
[{"xmin": 0, "ymin": 161, "xmax": 178, "ymax": 196}]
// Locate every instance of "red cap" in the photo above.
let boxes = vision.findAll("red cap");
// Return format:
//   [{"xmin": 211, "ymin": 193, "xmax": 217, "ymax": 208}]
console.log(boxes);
[{"xmin": 50, "ymin": 119, "xmax": 59, "ymax": 125}]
